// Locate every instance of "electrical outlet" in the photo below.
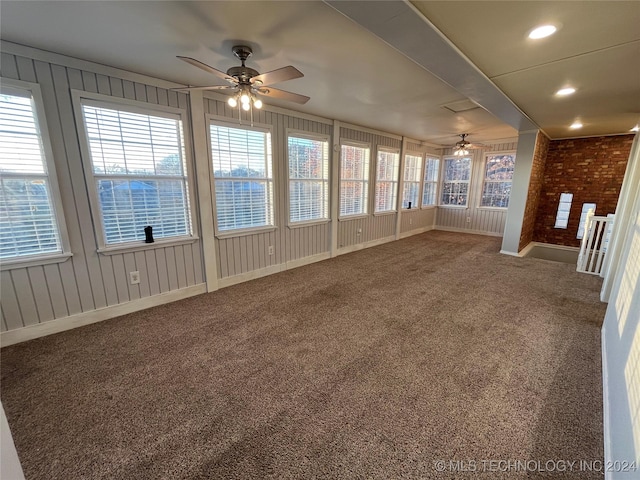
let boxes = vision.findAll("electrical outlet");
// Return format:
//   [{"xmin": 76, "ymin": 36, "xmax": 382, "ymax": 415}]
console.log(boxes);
[
  {"xmin": 129, "ymin": 271, "xmax": 140, "ymax": 285},
  {"xmin": 466, "ymin": 217, "xmax": 471, "ymax": 223},
  {"xmin": 268, "ymin": 245, "xmax": 274, "ymax": 255},
  {"xmin": 409, "ymin": 218, "xmax": 413, "ymax": 225},
  {"xmin": 357, "ymin": 228, "xmax": 362, "ymax": 235}
]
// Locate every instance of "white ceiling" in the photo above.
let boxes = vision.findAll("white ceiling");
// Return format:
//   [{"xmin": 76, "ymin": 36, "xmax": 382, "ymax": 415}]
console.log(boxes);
[{"xmin": 1, "ymin": 1, "xmax": 638, "ymax": 145}]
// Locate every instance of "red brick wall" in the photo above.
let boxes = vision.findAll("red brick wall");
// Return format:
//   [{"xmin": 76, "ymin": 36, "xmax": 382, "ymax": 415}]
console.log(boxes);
[
  {"xmin": 532, "ymin": 134, "xmax": 634, "ymax": 247},
  {"xmin": 518, "ymin": 132, "xmax": 549, "ymax": 251}
]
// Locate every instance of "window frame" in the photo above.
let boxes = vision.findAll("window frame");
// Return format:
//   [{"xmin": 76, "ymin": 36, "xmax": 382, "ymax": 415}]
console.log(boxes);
[
  {"xmin": 207, "ymin": 116, "xmax": 276, "ymax": 238},
  {"xmin": 286, "ymin": 129, "xmax": 331, "ymax": 228},
  {"xmin": 1, "ymin": 78, "xmax": 72, "ymax": 269},
  {"xmin": 72, "ymin": 90, "xmax": 198, "ymax": 253},
  {"xmin": 338, "ymin": 139, "xmax": 371, "ymax": 219},
  {"xmin": 478, "ymin": 150, "xmax": 516, "ymax": 210},
  {"xmin": 421, "ymin": 155, "xmax": 441, "ymax": 209},
  {"xmin": 401, "ymin": 151, "xmax": 424, "ymax": 211},
  {"xmin": 373, "ymin": 146, "xmax": 400, "ymax": 215},
  {"xmin": 439, "ymin": 154, "xmax": 473, "ymax": 208}
]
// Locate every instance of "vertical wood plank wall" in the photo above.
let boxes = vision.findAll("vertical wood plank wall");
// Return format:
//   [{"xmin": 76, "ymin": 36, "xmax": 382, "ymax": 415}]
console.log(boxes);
[
  {"xmin": 0, "ymin": 52, "xmax": 204, "ymax": 332},
  {"xmin": 337, "ymin": 127, "xmax": 402, "ymax": 248},
  {"xmin": 204, "ymin": 98, "xmax": 333, "ymax": 278},
  {"xmin": 1, "ymin": 47, "xmax": 515, "ymax": 337},
  {"xmin": 436, "ymin": 141, "xmax": 518, "ymax": 235}
]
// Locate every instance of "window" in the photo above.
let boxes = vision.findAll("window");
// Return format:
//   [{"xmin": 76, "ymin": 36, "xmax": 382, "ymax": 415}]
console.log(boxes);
[
  {"xmin": 288, "ymin": 134, "xmax": 330, "ymax": 223},
  {"xmin": 481, "ymin": 153, "xmax": 516, "ymax": 207},
  {"xmin": 80, "ymin": 101, "xmax": 192, "ymax": 247},
  {"xmin": 554, "ymin": 192, "xmax": 572, "ymax": 229},
  {"xmin": 374, "ymin": 149, "xmax": 399, "ymax": 213},
  {"xmin": 422, "ymin": 156, "xmax": 440, "ymax": 207},
  {"xmin": 340, "ymin": 142, "xmax": 370, "ymax": 217},
  {"xmin": 210, "ymin": 123, "xmax": 274, "ymax": 232},
  {"xmin": 441, "ymin": 156, "xmax": 471, "ymax": 206},
  {"xmin": 402, "ymin": 153, "xmax": 422, "ymax": 209},
  {"xmin": 0, "ymin": 82, "xmax": 68, "ymax": 261}
]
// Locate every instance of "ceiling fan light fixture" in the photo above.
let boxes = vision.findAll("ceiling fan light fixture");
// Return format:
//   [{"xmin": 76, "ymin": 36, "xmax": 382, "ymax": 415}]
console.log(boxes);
[
  {"xmin": 240, "ymin": 92, "xmax": 251, "ymax": 104},
  {"xmin": 242, "ymin": 102, "xmax": 251, "ymax": 111},
  {"xmin": 253, "ymin": 98, "xmax": 263, "ymax": 109},
  {"xmin": 227, "ymin": 97, "xmax": 238, "ymax": 108}
]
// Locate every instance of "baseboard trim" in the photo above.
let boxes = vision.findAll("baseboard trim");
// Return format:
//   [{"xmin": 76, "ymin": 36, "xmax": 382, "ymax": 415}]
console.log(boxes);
[
  {"xmin": 434, "ymin": 226, "xmax": 503, "ymax": 237},
  {"xmin": 528, "ymin": 241, "xmax": 580, "ymax": 252},
  {"xmin": 0, "ymin": 284, "xmax": 207, "ymax": 348},
  {"xmin": 218, "ymin": 252, "xmax": 331, "ymax": 289},
  {"xmin": 399, "ymin": 225, "xmax": 435, "ymax": 239},
  {"xmin": 336, "ymin": 235, "xmax": 396, "ymax": 255},
  {"xmin": 501, "ymin": 241, "xmax": 536, "ymax": 257}
]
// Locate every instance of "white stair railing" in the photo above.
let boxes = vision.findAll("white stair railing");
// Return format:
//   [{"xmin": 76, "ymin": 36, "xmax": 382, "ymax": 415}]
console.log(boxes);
[{"xmin": 577, "ymin": 209, "xmax": 615, "ymax": 275}]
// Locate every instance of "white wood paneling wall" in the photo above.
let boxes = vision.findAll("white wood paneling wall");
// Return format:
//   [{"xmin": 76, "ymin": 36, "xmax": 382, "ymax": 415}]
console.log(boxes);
[
  {"xmin": 2, "ymin": 45, "xmax": 520, "ymax": 341},
  {"xmin": 0, "ymin": 52, "xmax": 204, "ymax": 332},
  {"xmin": 436, "ymin": 141, "xmax": 518, "ymax": 236},
  {"xmin": 203, "ymin": 98, "xmax": 332, "ymax": 279}
]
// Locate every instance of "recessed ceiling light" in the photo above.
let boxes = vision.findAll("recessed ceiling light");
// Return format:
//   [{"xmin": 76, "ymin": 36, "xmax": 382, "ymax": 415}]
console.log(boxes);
[
  {"xmin": 631, "ymin": 125, "xmax": 639, "ymax": 132},
  {"xmin": 570, "ymin": 121, "xmax": 583, "ymax": 129},
  {"xmin": 529, "ymin": 25, "xmax": 557, "ymax": 39},
  {"xmin": 555, "ymin": 87, "xmax": 576, "ymax": 96}
]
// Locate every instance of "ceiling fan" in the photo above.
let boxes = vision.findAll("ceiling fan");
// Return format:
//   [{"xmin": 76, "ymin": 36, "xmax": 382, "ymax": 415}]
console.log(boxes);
[
  {"xmin": 452, "ymin": 134, "xmax": 489, "ymax": 156},
  {"xmin": 175, "ymin": 45, "xmax": 310, "ymax": 108}
]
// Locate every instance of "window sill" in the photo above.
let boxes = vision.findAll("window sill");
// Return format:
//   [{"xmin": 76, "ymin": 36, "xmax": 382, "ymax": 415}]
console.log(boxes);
[
  {"xmin": 420, "ymin": 205, "xmax": 437, "ymax": 210},
  {"xmin": 288, "ymin": 219, "xmax": 331, "ymax": 229},
  {"xmin": 338, "ymin": 214, "xmax": 370, "ymax": 221},
  {"xmin": 438, "ymin": 205, "xmax": 468, "ymax": 209},
  {"xmin": 373, "ymin": 211, "xmax": 397, "ymax": 217},
  {"xmin": 1, "ymin": 252, "xmax": 73, "ymax": 271},
  {"xmin": 215, "ymin": 226, "xmax": 277, "ymax": 239},
  {"xmin": 477, "ymin": 206, "xmax": 508, "ymax": 211},
  {"xmin": 97, "ymin": 236, "xmax": 199, "ymax": 255}
]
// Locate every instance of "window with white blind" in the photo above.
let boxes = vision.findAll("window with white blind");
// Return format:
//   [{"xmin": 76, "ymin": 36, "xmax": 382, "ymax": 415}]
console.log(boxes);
[
  {"xmin": 441, "ymin": 156, "xmax": 471, "ymax": 206},
  {"xmin": 402, "ymin": 153, "xmax": 422, "ymax": 209},
  {"xmin": 0, "ymin": 81, "xmax": 68, "ymax": 262},
  {"xmin": 481, "ymin": 152, "xmax": 516, "ymax": 208},
  {"xmin": 339, "ymin": 142, "xmax": 370, "ymax": 217},
  {"xmin": 210, "ymin": 123, "xmax": 274, "ymax": 232},
  {"xmin": 288, "ymin": 133, "xmax": 330, "ymax": 224},
  {"xmin": 374, "ymin": 148, "xmax": 400, "ymax": 213},
  {"xmin": 422, "ymin": 156, "xmax": 440, "ymax": 207},
  {"xmin": 79, "ymin": 100, "xmax": 192, "ymax": 247}
]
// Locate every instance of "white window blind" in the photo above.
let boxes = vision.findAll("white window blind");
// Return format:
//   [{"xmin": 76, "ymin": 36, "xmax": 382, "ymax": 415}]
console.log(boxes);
[
  {"xmin": 422, "ymin": 157, "xmax": 440, "ymax": 207},
  {"xmin": 340, "ymin": 144, "xmax": 370, "ymax": 217},
  {"xmin": 81, "ymin": 103, "xmax": 192, "ymax": 246},
  {"xmin": 374, "ymin": 149, "xmax": 399, "ymax": 213},
  {"xmin": 0, "ymin": 91, "xmax": 62, "ymax": 259},
  {"xmin": 402, "ymin": 153, "xmax": 422, "ymax": 209},
  {"xmin": 481, "ymin": 153, "xmax": 516, "ymax": 207},
  {"xmin": 288, "ymin": 135, "xmax": 329, "ymax": 223},
  {"xmin": 441, "ymin": 156, "xmax": 471, "ymax": 206},
  {"xmin": 210, "ymin": 124, "xmax": 274, "ymax": 231}
]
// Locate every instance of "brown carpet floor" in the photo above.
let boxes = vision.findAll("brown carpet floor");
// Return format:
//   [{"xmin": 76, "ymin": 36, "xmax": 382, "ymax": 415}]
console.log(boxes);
[{"xmin": 1, "ymin": 231, "xmax": 606, "ymax": 479}]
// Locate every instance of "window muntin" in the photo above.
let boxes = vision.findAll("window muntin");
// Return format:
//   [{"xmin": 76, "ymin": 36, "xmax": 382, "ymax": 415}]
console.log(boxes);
[
  {"xmin": 402, "ymin": 153, "xmax": 422, "ymax": 209},
  {"xmin": 0, "ymin": 87, "xmax": 64, "ymax": 260},
  {"xmin": 210, "ymin": 123, "xmax": 274, "ymax": 232},
  {"xmin": 374, "ymin": 149, "xmax": 399, "ymax": 213},
  {"xmin": 441, "ymin": 156, "xmax": 471, "ymax": 206},
  {"xmin": 81, "ymin": 102, "xmax": 192, "ymax": 246},
  {"xmin": 481, "ymin": 153, "xmax": 516, "ymax": 208},
  {"xmin": 339, "ymin": 143, "xmax": 370, "ymax": 217},
  {"xmin": 288, "ymin": 134, "xmax": 330, "ymax": 223},
  {"xmin": 422, "ymin": 157, "xmax": 440, "ymax": 207}
]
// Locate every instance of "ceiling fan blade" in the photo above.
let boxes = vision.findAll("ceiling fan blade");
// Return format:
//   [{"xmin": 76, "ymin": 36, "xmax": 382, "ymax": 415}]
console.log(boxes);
[
  {"xmin": 177, "ymin": 56, "xmax": 235, "ymax": 84},
  {"xmin": 257, "ymin": 87, "xmax": 309, "ymax": 104},
  {"xmin": 171, "ymin": 85, "xmax": 236, "ymax": 92},
  {"xmin": 251, "ymin": 66, "xmax": 303, "ymax": 86}
]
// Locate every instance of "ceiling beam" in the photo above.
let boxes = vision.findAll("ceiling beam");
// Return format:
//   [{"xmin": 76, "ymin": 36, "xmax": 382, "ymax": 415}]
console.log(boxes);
[{"xmin": 325, "ymin": 0, "xmax": 539, "ymax": 133}]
